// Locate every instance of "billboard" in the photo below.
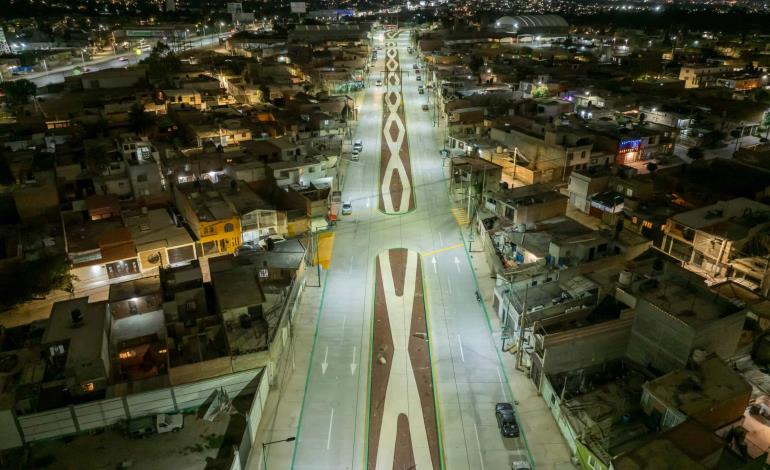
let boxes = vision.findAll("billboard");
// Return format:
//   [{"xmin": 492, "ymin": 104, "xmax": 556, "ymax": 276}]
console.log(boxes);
[{"xmin": 290, "ymin": 2, "xmax": 306, "ymax": 13}]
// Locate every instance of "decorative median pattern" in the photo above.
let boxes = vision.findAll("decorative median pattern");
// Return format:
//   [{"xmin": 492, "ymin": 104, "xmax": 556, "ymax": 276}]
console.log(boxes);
[
  {"xmin": 378, "ymin": 39, "xmax": 415, "ymax": 214},
  {"xmin": 368, "ymin": 248, "xmax": 441, "ymax": 469}
]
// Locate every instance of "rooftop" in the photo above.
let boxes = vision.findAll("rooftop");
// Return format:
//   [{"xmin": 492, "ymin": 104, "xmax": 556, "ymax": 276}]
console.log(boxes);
[
  {"xmin": 212, "ymin": 266, "xmax": 265, "ymax": 311},
  {"xmin": 124, "ymin": 208, "xmax": 193, "ymax": 253},
  {"xmin": 42, "ymin": 298, "xmax": 107, "ymax": 369},
  {"xmin": 644, "ymin": 355, "xmax": 751, "ymax": 419}
]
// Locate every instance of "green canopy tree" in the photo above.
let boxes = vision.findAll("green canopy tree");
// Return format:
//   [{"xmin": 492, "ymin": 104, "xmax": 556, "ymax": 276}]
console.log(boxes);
[{"xmin": 1, "ymin": 79, "xmax": 37, "ymax": 114}]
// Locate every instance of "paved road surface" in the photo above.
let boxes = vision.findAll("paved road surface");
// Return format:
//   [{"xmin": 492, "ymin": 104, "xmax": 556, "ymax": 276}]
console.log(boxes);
[
  {"xmin": 288, "ymin": 30, "xmax": 531, "ymax": 470},
  {"xmin": 16, "ymin": 34, "xmax": 226, "ymax": 88}
]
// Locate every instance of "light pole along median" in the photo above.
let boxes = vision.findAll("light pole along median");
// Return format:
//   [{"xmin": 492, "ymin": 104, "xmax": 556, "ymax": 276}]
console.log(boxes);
[{"xmin": 261, "ymin": 436, "xmax": 296, "ymax": 470}]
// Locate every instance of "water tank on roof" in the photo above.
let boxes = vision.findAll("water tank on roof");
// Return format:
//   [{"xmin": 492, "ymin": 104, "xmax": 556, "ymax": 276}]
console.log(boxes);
[{"xmin": 618, "ymin": 270, "xmax": 632, "ymax": 286}]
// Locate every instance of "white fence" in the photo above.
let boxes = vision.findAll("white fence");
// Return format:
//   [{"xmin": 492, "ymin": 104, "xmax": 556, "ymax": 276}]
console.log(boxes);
[{"xmin": 11, "ymin": 368, "xmax": 262, "ymax": 447}]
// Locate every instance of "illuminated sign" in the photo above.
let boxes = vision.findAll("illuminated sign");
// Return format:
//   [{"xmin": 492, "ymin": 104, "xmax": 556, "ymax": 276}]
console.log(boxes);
[{"xmin": 619, "ymin": 139, "xmax": 642, "ymax": 153}]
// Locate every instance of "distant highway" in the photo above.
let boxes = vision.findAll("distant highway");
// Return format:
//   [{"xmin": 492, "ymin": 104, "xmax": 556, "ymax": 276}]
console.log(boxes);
[{"xmin": 14, "ymin": 33, "xmax": 227, "ymax": 88}]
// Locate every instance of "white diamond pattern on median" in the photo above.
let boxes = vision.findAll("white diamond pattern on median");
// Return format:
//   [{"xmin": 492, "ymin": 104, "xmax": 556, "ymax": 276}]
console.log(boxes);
[{"xmin": 381, "ymin": 91, "xmax": 411, "ymax": 214}]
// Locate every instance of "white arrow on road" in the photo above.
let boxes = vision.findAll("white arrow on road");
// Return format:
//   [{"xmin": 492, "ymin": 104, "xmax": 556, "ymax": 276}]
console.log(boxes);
[
  {"xmin": 453, "ymin": 256, "xmax": 461, "ymax": 273},
  {"xmin": 321, "ymin": 346, "xmax": 329, "ymax": 375},
  {"xmin": 350, "ymin": 346, "xmax": 358, "ymax": 376},
  {"xmin": 431, "ymin": 256, "xmax": 437, "ymax": 273}
]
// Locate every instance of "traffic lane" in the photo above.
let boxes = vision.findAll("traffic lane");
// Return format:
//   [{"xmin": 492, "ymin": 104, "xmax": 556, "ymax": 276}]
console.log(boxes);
[{"xmin": 28, "ymin": 34, "xmax": 223, "ymax": 87}]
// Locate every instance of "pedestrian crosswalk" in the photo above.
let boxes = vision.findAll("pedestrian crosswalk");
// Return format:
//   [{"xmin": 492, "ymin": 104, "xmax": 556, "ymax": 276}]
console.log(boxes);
[{"xmin": 451, "ymin": 207, "xmax": 470, "ymax": 226}]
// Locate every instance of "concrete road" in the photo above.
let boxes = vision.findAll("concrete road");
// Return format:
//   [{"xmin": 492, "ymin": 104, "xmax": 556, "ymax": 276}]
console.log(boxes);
[
  {"xmin": 17, "ymin": 33, "xmax": 226, "ymax": 88},
  {"xmin": 286, "ymin": 30, "xmax": 531, "ymax": 470}
]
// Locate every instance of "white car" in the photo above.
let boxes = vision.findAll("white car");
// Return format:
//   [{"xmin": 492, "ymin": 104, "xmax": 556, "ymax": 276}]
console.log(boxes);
[
  {"xmin": 118, "ymin": 57, "xmax": 128, "ymax": 62},
  {"xmin": 376, "ymin": 79, "xmax": 383, "ymax": 86},
  {"xmin": 341, "ymin": 201, "xmax": 352, "ymax": 215},
  {"xmin": 353, "ymin": 140, "xmax": 363, "ymax": 152}
]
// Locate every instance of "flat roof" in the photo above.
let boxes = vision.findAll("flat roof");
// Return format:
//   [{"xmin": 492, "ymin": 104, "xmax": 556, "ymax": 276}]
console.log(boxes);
[
  {"xmin": 644, "ymin": 355, "xmax": 751, "ymax": 418},
  {"xmin": 108, "ymin": 276, "xmax": 162, "ymax": 303},
  {"xmin": 671, "ymin": 197, "xmax": 770, "ymax": 233},
  {"xmin": 124, "ymin": 208, "xmax": 194, "ymax": 252},
  {"xmin": 43, "ymin": 298, "xmax": 107, "ymax": 370},
  {"xmin": 212, "ymin": 266, "xmax": 265, "ymax": 311}
]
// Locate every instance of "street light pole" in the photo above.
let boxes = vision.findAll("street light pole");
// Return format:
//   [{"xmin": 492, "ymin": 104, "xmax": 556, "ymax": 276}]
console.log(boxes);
[{"xmin": 261, "ymin": 436, "xmax": 296, "ymax": 470}]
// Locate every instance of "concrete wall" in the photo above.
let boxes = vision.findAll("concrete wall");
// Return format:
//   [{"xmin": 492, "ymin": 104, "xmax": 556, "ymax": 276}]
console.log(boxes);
[
  {"xmin": 6, "ymin": 368, "xmax": 264, "ymax": 449},
  {"xmin": 626, "ymin": 300, "xmax": 694, "ymax": 373},
  {"xmin": 540, "ymin": 316, "xmax": 634, "ymax": 375}
]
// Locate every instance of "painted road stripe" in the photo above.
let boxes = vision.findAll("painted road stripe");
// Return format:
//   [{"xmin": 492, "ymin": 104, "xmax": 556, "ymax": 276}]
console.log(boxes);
[
  {"xmin": 326, "ymin": 407, "xmax": 335, "ymax": 450},
  {"xmin": 422, "ymin": 243, "xmax": 463, "ymax": 257}
]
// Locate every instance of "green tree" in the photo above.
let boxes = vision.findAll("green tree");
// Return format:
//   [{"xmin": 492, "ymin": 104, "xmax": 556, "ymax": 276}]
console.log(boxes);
[
  {"xmin": 1, "ymin": 79, "xmax": 37, "ymax": 111},
  {"xmin": 646, "ymin": 161, "xmax": 658, "ymax": 173},
  {"xmin": 143, "ymin": 42, "xmax": 182, "ymax": 81},
  {"xmin": 687, "ymin": 146, "xmax": 705, "ymax": 161},
  {"xmin": 0, "ymin": 253, "xmax": 77, "ymax": 309}
]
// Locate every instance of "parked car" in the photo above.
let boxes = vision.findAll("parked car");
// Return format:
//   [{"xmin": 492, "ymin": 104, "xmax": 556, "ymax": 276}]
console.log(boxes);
[
  {"xmin": 418, "ymin": 86, "xmax": 424, "ymax": 94},
  {"xmin": 422, "ymin": 104, "xmax": 429, "ymax": 111},
  {"xmin": 128, "ymin": 414, "xmax": 184, "ymax": 438},
  {"xmin": 376, "ymin": 79, "xmax": 383, "ymax": 86},
  {"xmin": 413, "ymin": 63, "xmax": 418, "ymax": 70},
  {"xmin": 416, "ymin": 75, "xmax": 421, "ymax": 81},
  {"xmin": 341, "ymin": 201, "xmax": 353, "ymax": 215},
  {"xmin": 495, "ymin": 403, "xmax": 520, "ymax": 438},
  {"xmin": 351, "ymin": 149, "xmax": 360, "ymax": 161},
  {"xmin": 118, "ymin": 57, "xmax": 128, "ymax": 62},
  {"xmin": 353, "ymin": 140, "xmax": 363, "ymax": 152}
]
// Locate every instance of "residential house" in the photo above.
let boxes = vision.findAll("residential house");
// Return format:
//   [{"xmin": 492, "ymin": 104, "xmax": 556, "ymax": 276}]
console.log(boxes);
[
  {"xmin": 659, "ymin": 198, "xmax": 770, "ymax": 295},
  {"xmin": 173, "ymin": 181, "xmax": 242, "ymax": 257}
]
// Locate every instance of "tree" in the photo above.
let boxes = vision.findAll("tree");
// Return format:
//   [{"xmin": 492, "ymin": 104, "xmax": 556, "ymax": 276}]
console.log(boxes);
[
  {"xmin": 0, "ymin": 253, "xmax": 77, "ymax": 309},
  {"xmin": 1, "ymin": 79, "xmax": 37, "ymax": 111},
  {"xmin": 143, "ymin": 42, "xmax": 182, "ymax": 81},
  {"xmin": 128, "ymin": 103, "xmax": 153, "ymax": 133},
  {"xmin": 646, "ymin": 162, "xmax": 658, "ymax": 173},
  {"xmin": 687, "ymin": 146, "xmax": 705, "ymax": 161}
]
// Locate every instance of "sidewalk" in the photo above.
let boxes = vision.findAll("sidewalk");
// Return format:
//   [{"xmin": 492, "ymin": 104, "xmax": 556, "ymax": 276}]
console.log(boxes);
[
  {"xmin": 246, "ymin": 276, "xmax": 325, "ymax": 470},
  {"xmin": 466, "ymin": 246, "xmax": 576, "ymax": 470}
]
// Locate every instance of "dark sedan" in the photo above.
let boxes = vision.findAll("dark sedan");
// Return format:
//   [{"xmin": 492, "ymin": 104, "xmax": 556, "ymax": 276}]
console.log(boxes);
[{"xmin": 495, "ymin": 402, "xmax": 520, "ymax": 438}]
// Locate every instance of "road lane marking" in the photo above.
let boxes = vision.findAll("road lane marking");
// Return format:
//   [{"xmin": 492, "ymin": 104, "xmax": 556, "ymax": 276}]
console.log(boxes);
[
  {"xmin": 341, "ymin": 315, "xmax": 346, "ymax": 334},
  {"xmin": 321, "ymin": 346, "xmax": 329, "ymax": 375},
  {"xmin": 496, "ymin": 366, "xmax": 506, "ymax": 399},
  {"xmin": 350, "ymin": 346, "xmax": 358, "ymax": 376},
  {"xmin": 422, "ymin": 243, "xmax": 463, "ymax": 257},
  {"xmin": 326, "ymin": 407, "xmax": 335, "ymax": 450},
  {"xmin": 457, "ymin": 335, "xmax": 465, "ymax": 362},
  {"xmin": 447, "ymin": 278, "xmax": 452, "ymax": 293},
  {"xmin": 438, "ymin": 231, "xmax": 443, "ymax": 246},
  {"xmin": 431, "ymin": 256, "xmax": 437, "ymax": 273},
  {"xmin": 453, "ymin": 256, "xmax": 461, "ymax": 272},
  {"xmin": 473, "ymin": 422, "xmax": 486, "ymax": 470}
]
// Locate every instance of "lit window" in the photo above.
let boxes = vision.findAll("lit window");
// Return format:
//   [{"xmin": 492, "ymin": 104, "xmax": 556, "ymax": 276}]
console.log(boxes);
[{"xmin": 82, "ymin": 383, "xmax": 95, "ymax": 393}]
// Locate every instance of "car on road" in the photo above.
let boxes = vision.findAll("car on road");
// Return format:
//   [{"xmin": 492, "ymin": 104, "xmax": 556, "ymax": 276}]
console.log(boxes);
[
  {"xmin": 353, "ymin": 140, "xmax": 363, "ymax": 152},
  {"xmin": 495, "ymin": 402, "xmax": 520, "ymax": 438},
  {"xmin": 118, "ymin": 57, "xmax": 128, "ymax": 62},
  {"xmin": 422, "ymin": 104, "xmax": 429, "ymax": 111},
  {"xmin": 351, "ymin": 149, "xmax": 360, "ymax": 161},
  {"xmin": 341, "ymin": 201, "xmax": 352, "ymax": 215},
  {"xmin": 418, "ymin": 85, "xmax": 424, "ymax": 94},
  {"xmin": 376, "ymin": 79, "xmax": 383, "ymax": 86},
  {"xmin": 416, "ymin": 75, "xmax": 421, "ymax": 81},
  {"xmin": 413, "ymin": 64, "xmax": 418, "ymax": 70}
]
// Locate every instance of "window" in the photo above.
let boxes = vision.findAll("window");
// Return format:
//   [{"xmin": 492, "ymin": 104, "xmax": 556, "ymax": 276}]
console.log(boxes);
[
  {"xmin": 82, "ymin": 383, "xmax": 95, "ymax": 393},
  {"xmin": 224, "ymin": 223, "xmax": 234, "ymax": 233}
]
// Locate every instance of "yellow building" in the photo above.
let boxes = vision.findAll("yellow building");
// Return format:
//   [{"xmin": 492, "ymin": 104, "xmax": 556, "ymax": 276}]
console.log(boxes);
[{"xmin": 173, "ymin": 182, "xmax": 242, "ymax": 256}]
